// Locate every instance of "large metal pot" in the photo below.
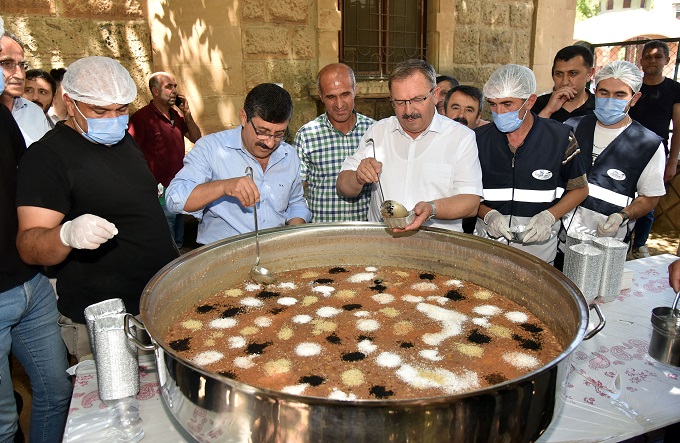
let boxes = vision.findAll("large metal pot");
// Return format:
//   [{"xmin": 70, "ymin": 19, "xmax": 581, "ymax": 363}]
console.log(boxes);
[{"xmin": 136, "ymin": 223, "xmax": 602, "ymax": 443}]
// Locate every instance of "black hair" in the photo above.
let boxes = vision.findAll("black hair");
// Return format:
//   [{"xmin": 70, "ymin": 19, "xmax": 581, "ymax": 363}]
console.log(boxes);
[
  {"xmin": 49, "ymin": 67, "xmax": 67, "ymax": 83},
  {"xmin": 244, "ymin": 83, "xmax": 293, "ymax": 123},
  {"xmin": 25, "ymin": 69, "xmax": 57, "ymax": 97},
  {"xmin": 436, "ymin": 75, "xmax": 460, "ymax": 88},
  {"xmin": 443, "ymin": 85, "xmax": 484, "ymax": 113},
  {"xmin": 552, "ymin": 45, "xmax": 594, "ymax": 73},
  {"xmin": 642, "ymin": 40, "xmax": 670, "ymax": 59}
]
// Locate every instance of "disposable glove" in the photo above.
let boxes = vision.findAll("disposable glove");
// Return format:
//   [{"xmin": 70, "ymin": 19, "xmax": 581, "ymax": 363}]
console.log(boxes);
[
  {"xmin": 60, "ymin": 214, "xmax": 118, "ymax": 249},
  {"xmin": 483, "ymin": 209, "xmax": 513, "ymax": 241},
  {"xmin": 522, "ymin": 210, "xmax": 555, "ymax": 244},
  {"xmin": 597, "ymin": 212, "xmax": 623, "ymax": 237}
]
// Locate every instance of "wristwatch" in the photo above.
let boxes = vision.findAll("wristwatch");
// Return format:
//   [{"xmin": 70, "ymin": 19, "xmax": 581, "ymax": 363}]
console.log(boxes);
[
  {"xmin": 617, "ymin": 211, "xmax": 629, "ymax": 225},
  {"xmin": 426, "ymin": 201, "xmax": 437, "ymax": 220}
]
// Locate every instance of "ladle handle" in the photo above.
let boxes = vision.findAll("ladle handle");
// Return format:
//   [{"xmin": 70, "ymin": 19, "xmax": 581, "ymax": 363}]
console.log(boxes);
[
  {"xmin": 245, "ymin": 167, "xmax": 260, "ymax": 266},
  {"xmin": 367, "ymin": 138, "xmax": 385, "ymax": 205},
  {"xmin": 672, "ymin": 290, "xmax": 680, "ymax": 316}
]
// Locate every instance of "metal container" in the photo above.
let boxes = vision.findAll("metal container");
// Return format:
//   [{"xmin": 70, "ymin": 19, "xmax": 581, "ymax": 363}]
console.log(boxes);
[
  {"xmin": 648, "ymin": 307, "xmax": 680, "ymax": 367},
  {"xmin": 135, "ymin": 223, "xmax": 602, "ymax": 443}
]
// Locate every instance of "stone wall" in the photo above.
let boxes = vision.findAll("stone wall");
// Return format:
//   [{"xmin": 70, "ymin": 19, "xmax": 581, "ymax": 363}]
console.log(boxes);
[
  {"xmin": 1, "ymin": 0, "xmax": 151, "ymax": 111},
  {"xmin": 2, "ymin": 0, "xmax": 577, "ymax": 135}
]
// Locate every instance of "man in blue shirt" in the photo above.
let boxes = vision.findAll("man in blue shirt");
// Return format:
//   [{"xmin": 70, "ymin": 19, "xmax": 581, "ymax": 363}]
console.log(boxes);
[{"xmin": 166, "ymin": 83, "xmax": 311, "ymax": 244}]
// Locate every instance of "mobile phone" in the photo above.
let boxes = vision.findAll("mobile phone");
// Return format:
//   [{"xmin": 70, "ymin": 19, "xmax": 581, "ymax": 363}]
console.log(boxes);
[{"xmin": 175, "ymin": 96, "xmax": 183, "ymax": 107}]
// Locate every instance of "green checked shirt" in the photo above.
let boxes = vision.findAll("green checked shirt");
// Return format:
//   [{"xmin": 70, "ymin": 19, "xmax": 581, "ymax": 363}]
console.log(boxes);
[{"xmin": 294, "ymin": 112, "xmax": 376, "ymax": 222}]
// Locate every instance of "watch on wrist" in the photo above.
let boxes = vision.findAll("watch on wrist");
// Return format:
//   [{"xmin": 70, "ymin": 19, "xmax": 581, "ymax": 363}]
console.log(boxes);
[
  {"xmin": 617, "ymin": 211, "xmax": 629, "ymax": 225},
  {"xmin": 426, "ymin": 201, "xmax": 437, "ymax": 220}
]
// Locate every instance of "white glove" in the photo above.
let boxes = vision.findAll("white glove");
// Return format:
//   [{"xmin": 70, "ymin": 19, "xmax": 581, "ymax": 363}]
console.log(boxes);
[
  {"xmin": 484, "ymin": 209, "xmax": 513, "ymax": 240},
  {"xmin": 60, "ymin": 214, "xmax": 118, "ymax": 249},
  {"xmin": 597, "ymin": 212, "xmax": 623, "ymax": 237},
  {"xmin": 523, "ymin": 210, "xmax": 555, "ymax": 244}
]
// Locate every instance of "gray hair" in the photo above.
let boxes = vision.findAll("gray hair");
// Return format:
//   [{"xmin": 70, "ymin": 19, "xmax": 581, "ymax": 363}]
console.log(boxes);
[{"xmin": 388, "ymin": 59, "xmax": 436, "ymax": 91}]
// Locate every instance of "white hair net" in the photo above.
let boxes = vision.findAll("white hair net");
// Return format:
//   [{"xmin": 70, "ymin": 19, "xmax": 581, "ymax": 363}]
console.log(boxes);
[
  {"xmin": 595, "ymin": 60, "xmax": 642, "ymax": 93},
  {"xmin": 62, "ymin": 56, "xmax": 137, "ymax": 106},
  {"xmin": 483, "ymin": 64, "xmax": 536, "ymax": 100}
]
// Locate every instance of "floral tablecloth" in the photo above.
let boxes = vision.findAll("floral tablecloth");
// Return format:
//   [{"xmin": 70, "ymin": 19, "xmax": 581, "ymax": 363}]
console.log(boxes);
[
  {"xmin": 64, "ymin": 254, "xmax": 680, "ymax": 442},
  {"xmin": 539, "ymin": 254, "xmax": 680, "ymax": 442}
]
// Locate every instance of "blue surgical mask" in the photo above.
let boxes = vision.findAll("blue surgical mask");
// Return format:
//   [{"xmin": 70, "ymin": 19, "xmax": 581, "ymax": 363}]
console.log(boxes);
[
  {"xmin": 594, "ymin": 97, "xmax": 633, "ymax": 126},
  {"xmin": 492, "ymin": 98, "xmax": 529, "ymax": 133},
  {"xmin": 74, "ymin": 103, "xmax": 129, "ymax": 145}
]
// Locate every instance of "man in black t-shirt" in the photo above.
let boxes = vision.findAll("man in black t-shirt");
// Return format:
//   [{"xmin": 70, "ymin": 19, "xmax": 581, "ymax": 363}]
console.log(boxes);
[
  {"xmin": 533, "ymin": 45, "xmax": 596, "ymax": 123},
  {"xmin": 628, "ymin": 40, "xmax": 680, "ymax": 259},
  {"xmin": 15, "ymin": 56, "xmax": 178, "ymax": 360}
]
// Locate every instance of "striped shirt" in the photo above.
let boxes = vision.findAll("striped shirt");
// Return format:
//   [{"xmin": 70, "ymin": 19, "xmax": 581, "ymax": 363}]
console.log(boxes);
[{"xmin": 294, "ymin": 112, "xmax": 375, "ymax": 222}]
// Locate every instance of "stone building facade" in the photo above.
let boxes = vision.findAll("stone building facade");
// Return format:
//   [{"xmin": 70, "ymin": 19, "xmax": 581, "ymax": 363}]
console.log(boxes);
[{"xmin": 1, "ymin": 0, "xmax": 577, "ymax": 135}]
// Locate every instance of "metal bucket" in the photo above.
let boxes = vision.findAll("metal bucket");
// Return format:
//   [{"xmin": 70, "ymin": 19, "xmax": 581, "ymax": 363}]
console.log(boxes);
[
  {"xmin": 134, "ymin": 223, "xmax": 603, "ymax": 443},
  {"xmin": 648, "ymin": 307, "xmax": 680, "ymax": 367}
]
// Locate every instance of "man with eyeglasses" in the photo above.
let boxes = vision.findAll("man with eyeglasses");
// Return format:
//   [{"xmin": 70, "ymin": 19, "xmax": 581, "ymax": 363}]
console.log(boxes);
[
  {"xmin": 0, "ymin": 31, "xmax": 51, "ymax": 147},
  {"xmin": 166, "ymin": 83, "xmax": 311, "ymax": 244},
  {"xmin": 337, "ymin": 59, "xmax": 483, "ymax": 232},
  {"xmin": 474, "ymin": 64, "xmax": 588, "ymax": 266}
]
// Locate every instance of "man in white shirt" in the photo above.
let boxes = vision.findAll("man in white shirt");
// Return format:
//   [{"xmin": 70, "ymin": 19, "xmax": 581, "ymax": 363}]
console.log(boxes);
[
  {"xmin": 564, "ymin": 60, "xmax": 666, "ymax": 242},
  {"xmin": 336, "ymin": 59, "xmax": 483, "ymax": 232},
  {"xmin": 0, "ymin": 31, "xmax": 51, "ymax": 146}
]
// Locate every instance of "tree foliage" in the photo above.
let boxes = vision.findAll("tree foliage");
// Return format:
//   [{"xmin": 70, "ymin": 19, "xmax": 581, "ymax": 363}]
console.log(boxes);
[{"xmin": 576, "ymin": 0, "xmax": 599, "ymax": 22}]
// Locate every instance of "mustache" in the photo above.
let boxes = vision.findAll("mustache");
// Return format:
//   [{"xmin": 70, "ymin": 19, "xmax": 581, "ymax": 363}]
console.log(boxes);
[
  {"xmin": 453, "ymin": 117, "xmax": 469, "ymax": 126},
  {"xmin": 401, "ymin": 112, "xmax": 422, "ymax": 120},
  {"xmin": 256, "ymin": 142, "xmax": 271, "ymax": 150}
]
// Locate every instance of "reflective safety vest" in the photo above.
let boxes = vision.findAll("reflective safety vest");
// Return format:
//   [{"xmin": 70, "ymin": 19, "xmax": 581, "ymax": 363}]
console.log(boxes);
[
  {"xmin": 475, "ymin": 116, "xmax": 571, "ymax": 218},
  {"xmin": 566, "ymin": 115, "xmax": 661, "ymax": 216},
  {"xmin": 474, "ymin": 115, "xmax": 573, "ymax": 263}
]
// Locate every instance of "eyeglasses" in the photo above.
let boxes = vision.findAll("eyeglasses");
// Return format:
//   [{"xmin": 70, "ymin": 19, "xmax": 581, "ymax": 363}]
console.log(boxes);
[
  {"xmin": 391, "ymin": 88, "xmax": 435, "ymax": 108},
  {"xmin": 0, "ymin": 60, "xmax": 30, "ymax": 71},
  {"xmin": 249, "ymin": 120, "xmax": 289, "ymax": 142}
]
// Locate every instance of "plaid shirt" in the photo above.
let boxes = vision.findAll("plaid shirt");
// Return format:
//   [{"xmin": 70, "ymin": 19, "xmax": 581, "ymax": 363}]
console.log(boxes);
[{"xmin": 294, "ymin": 112, "xmax": 375, "ymax": 222}]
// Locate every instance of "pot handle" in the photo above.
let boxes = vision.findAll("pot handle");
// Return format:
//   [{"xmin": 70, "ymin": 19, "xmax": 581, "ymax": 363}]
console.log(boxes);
[
  {"xmin": 124, "ymin": 313, "xmax": 156, "ymax": 351},
  {"xmin": 583, "ymin": 303, "xmax": 606, "ymax": 340}
]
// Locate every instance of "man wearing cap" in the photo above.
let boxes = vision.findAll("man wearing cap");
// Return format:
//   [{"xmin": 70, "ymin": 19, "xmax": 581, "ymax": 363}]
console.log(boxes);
[
  {"xmin": 15, "ymin": 56, "xmax": 178, "ymax": 360},
  {"xmin": 474, "ymin": 64, "xmax": 589, "ymax": 265},
  {"xmin": 336, "ymin": 59, "xmax": 483, "ymax": 232},
  {"xmin": 0, "ymin": 16, "xmax": 72, "ymax": 442},
  {"xmin": 564, "ymin": 60, "xmax": 666, "ymax": 243}
]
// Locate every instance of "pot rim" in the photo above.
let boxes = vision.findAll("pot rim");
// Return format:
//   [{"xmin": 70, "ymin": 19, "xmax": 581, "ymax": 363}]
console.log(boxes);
[{"xmin": 141, "ymin": 222, "xmax": 589, "ymax": 406}]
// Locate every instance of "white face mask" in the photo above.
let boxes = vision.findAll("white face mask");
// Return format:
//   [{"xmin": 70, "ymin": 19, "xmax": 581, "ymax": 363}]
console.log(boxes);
[{"xmin": 73, "ymin": 102, "xmax": 129, "ymax": 145}]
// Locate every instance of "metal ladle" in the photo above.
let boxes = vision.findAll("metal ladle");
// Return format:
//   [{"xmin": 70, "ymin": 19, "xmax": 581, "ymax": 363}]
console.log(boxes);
[
  {"xmin": 366, "ymin": 138, "xmax": 409, "ymax": 219},
  {"xmin": 245, "ymin": 166, "xmax": 277, "ymax": 285}
]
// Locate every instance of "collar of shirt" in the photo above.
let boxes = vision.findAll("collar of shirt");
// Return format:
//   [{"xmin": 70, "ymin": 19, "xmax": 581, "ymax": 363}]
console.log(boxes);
[
  {"xmin": 321, "ymin": 110, "xmax": 360, "ymax": 136},
  {"xmin": 149, "ymin": 100, "xmax": 180, "ymax": 125},
  {"xmin": 13, "ymin": 96, "xmax": 28, "ymax": 111}
]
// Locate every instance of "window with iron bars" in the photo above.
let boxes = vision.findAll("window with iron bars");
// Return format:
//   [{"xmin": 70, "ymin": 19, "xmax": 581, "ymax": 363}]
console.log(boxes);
[
  {"xmin": 591, "ymin": 37, "xmax": 680, "ymax": 81},
  {"xmin": 339, "ymin": 0, "xmax": 427, "ymax": 79}
]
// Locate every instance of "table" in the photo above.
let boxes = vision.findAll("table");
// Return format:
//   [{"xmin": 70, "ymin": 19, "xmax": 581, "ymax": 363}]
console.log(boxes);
[{"xmin": 63, "ymin": 254, "xmax": 680, "ymax": 443}]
